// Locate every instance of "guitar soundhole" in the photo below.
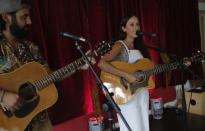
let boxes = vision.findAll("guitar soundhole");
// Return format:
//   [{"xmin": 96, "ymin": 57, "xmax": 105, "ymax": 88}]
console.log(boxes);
[
  {"xmin": 135, "ymin": 70, "xmax": 145, "ymax": 82},
  {"xmin": 13, "ymin": 82, "xmax": 40, "ymax": 118},
  {"xmin": 19, "ymin": 82, "xmax": 37, "ymax": 100}
]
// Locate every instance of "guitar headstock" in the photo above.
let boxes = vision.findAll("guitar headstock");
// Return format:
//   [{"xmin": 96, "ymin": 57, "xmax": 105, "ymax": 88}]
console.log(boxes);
[
  {"xmin": 189, "ymin": 51, "xmax": 205, "ymax": 63},
  {"xmin": 93, "ymin": 41, "xmax": 114, "ymax": 56}
]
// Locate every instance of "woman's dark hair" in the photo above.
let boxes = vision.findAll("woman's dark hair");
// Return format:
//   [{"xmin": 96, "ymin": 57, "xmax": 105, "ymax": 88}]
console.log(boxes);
[
  {"xmin": 134, "ymin": 36, "xmax": 151, "ymax": 59},
  {"xmin": 119, "ymin": 15, "xmax": 151, "ymax": 59},
  {"xmin": 119, "ymin": 15, "xmax": 136, "ymax": 40}
]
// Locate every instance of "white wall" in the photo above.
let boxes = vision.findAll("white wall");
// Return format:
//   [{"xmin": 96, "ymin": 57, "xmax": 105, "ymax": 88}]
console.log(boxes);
[{"xmin": 199, "ymin": 2, "xmax": 205, "ymax": 11}]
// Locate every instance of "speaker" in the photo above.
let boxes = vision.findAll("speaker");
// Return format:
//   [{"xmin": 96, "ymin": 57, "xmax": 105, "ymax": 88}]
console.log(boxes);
[{"xmin": 185, "ymin": 91, "xmax": 205, "ymax": 116}]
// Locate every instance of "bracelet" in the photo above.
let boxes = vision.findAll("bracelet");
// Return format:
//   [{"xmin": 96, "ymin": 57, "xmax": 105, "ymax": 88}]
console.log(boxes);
[{"xmin": 0, "ymin": 89, "xmax": 5, "ymax": 103}]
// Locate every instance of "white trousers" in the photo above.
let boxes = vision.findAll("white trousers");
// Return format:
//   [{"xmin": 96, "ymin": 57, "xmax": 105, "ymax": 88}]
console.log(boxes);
[{"xmin": 117, "ymin": 89, "xmax": 150, "ymax": 131}]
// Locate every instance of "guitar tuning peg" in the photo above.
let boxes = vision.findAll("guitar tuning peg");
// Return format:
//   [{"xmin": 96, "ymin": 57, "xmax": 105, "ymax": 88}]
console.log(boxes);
[
  {"xmin": 202, "ymin": 60, "xmax": 205, "ymax": 63},
  {"xmin": 197, "ymin": 50, "xmax": 201, "ymax": 53}
]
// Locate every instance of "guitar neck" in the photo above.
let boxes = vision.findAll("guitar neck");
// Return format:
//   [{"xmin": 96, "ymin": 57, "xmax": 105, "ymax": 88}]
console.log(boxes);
[
  {"xmin": 35, "ymin": 57, "xmax": 85, "ymax": 90},
  {"xmin": 146, "ymin": 52, "xmax": 202, "ymax": 76},
  {"xmin": 31, "ymin": 41, "xmax": 113, "ymax": 90},
  {"xmin": 35, "ymin": 52, "xmax": 95, "ymax": 90},
  {"xmin": 146, "ymin": 61, "xmax": 179, "ymax": 76},
  {"xmin": 146, "ymin": 52, "xmax": 204, "ymax": 76}
]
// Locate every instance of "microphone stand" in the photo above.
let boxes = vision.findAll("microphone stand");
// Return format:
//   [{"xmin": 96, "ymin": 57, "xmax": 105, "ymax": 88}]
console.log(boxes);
[
  {"xmin": 145, "ymin": 36, "xmax": 205, "ymax": 117},
  {"xmin": 74, "ymin": 40, "xmax": 132, "ymax": 131},
  {"xmin": 144, "ymin": 43, "xmax": 187, "ymax": 116}
]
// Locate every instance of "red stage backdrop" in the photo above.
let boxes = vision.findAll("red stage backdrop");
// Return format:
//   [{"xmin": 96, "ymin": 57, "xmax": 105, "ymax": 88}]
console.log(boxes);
[{"xmin": 26, "ymin": 0, "xmax": 202, "ymax": 125}]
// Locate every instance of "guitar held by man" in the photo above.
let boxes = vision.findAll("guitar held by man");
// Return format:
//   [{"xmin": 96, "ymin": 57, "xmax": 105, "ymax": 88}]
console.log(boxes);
[{"xmin": 0, "ymin": 41, "xmax": 113, "ymax": 131}]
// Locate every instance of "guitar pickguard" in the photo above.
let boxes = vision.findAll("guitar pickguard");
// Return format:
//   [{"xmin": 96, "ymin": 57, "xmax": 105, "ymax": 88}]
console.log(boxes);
[
  {"xmin": 120, "ymin": 75, "xmax": 149, "ymax": 95},
  {"xmin": 1, "ymin": 82, "xmax": 40, "ymax": 118},
  {"xmin": 14, "ymin": 96, "xmax": 39, "ymax": 118},
  {"xmin": 15, "ymin": 82, "xmax": 40, "ymax": 118},
  {"xmin": 130, "ymin": 76, "xmax": 149, "ymax": 95},
  {"xmin": 120, "ymin": 70, "xmax": 149, "ymax": 95}
]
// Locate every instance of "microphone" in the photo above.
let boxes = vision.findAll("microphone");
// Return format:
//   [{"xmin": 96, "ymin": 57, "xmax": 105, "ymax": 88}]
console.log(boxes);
[
  {"xmin": 60, "ymin": 31, "xmax": 88, "ymax": 42},
  {"xmin": 136, "ymin": 31, "xmax": 157, "ymax": 37}
]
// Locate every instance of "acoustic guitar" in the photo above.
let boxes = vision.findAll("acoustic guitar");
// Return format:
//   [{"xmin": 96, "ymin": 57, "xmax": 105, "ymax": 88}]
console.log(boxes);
[
  {"xmin": 0, "ymin": 41, "xmax": 113, "ymax": 131},
  {"xmin": 100, "ymin": 51, "xmax": 205, "ymax": 104}
]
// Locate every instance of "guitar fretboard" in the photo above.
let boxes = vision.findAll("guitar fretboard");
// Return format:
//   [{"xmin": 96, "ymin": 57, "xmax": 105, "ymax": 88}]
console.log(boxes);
[
  {"xmin": 34, "ymin": 57, "xmax": 86, "ymax": 90},
  {"xmin": 146, "ymin": 61, "xmax": 179, "ymax": 77},
  {"xmin": 145, "ymin": 55, "xmax": 199, "ymax": 77},
  {"xmin": 32, "ymin": 41, "xmax": 112, "ymax": 90}
]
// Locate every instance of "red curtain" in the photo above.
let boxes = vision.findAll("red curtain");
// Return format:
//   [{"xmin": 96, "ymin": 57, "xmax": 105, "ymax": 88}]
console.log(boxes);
[{"xmin": 27, "ymin": 0, "xmax": 201, "ymax": 125}]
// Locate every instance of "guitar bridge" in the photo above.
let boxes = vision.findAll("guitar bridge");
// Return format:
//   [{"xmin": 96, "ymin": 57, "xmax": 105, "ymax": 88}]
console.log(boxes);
[{"xmin": 130, "ymin": 73, "xmax": 149, "ymax": 95}]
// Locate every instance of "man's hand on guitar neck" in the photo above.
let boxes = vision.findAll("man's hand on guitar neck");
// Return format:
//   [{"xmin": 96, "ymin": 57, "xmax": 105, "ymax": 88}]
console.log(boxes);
[
  {"xmin": 80, "ymin": 50, "xmax": 96, "ymax": 70},
  {"xmin": 0, "ymin": 90, "xmax": 23, "ymax": 112}
]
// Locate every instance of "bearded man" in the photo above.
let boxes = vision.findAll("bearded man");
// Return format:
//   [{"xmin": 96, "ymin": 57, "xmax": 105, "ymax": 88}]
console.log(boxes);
[{"xmin": 0, "ymin": 0, "xmax": 94, "ymax": 130}]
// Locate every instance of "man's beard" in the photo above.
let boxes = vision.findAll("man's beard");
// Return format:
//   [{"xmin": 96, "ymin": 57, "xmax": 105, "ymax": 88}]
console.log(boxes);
[{"xmin": 10, "ymin": 23, "xmax": 29, "ymax": 39}]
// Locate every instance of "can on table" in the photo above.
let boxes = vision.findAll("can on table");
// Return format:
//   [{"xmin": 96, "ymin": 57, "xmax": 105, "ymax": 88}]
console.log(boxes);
[
  {"xmin": 151, "ymin": 97, "xmax": 163, "ymax": 119},
  {"xmin": 89, "ymin": 116, "xmax": 104, "ymax": 131}
]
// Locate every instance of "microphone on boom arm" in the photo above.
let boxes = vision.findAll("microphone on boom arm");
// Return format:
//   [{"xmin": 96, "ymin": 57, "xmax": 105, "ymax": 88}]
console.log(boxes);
[{"xmin": 60, "ymin": 31, "xmax": 88, "ymax": 42}]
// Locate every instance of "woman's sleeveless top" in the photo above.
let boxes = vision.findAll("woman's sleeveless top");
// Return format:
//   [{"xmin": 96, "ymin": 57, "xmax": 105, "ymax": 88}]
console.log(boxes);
[{"xmin": 112, "ymin": 40, "xmax": 143, "ymax": 64}]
